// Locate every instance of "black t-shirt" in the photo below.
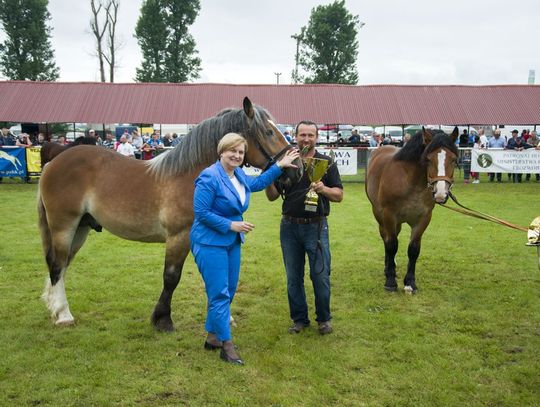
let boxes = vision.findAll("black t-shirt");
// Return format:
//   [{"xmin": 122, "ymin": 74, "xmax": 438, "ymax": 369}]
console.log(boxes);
[{"xmin": 276, "ymin": 150, "xmax": 343, "ymax": 218}]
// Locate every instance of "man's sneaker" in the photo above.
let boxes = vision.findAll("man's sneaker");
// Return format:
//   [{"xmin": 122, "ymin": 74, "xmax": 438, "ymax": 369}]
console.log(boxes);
[
  {"xmin": 318, "ymin": 321, "xmax": 333, "ymax": 335},
  {"xmin": 288, "ymin": 322, "xmax": 309, "ymax": 334}
]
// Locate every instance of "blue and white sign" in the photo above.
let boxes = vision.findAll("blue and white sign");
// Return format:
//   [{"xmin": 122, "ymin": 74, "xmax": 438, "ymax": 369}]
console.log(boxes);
[{"xmin": 0, "ymin": 147, "xmax": 27, "ymax": 177}]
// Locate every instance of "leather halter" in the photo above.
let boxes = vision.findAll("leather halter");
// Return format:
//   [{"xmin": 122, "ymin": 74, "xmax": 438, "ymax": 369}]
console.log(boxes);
[{"xmin": 244, "ymin": 118, "xmax": 292, "ymax": 171}]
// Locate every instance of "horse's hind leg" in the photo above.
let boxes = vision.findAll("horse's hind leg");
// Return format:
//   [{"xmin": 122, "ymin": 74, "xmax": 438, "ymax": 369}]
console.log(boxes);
[
  {"xmin": 42, "ymin": 221, "xmax": 89, "ymax": 326},
  {"xmin": 152, "ymin": 232, "xmax": 190, "ymax": 332}
]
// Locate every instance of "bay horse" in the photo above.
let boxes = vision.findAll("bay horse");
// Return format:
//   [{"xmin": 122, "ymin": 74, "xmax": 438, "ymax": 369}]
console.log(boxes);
[
  {"xmin": 365, "ymin": 127, "xmax": 459, "ymax": 293},
  {"xmin": 38, "ymin": 97, "xmax": 303, "ymax": 331},
  {"xmin": 40, "ymin": 136, "xmax": 98, "ymax": 167}
]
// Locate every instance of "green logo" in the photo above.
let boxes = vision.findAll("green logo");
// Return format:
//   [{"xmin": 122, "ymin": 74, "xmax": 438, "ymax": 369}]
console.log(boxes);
[{"xmin": 477, "ymin": 153, "xmax": 493, "ymax": 168}]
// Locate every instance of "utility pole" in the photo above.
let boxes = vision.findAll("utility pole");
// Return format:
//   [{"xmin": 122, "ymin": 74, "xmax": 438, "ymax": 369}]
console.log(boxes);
[
  {"xmin": 291, "ymin": 27, "xmax": 305, "ymax": 84},
  {"xmin": 274, "ymin": 72, "xmax": 282, "ymax": 85}
]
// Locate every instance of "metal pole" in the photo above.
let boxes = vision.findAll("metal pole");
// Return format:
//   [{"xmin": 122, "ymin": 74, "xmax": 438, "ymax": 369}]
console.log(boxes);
[{"xmin": 274, "ymin": 72, "xmax": 282, "ymax": 85}]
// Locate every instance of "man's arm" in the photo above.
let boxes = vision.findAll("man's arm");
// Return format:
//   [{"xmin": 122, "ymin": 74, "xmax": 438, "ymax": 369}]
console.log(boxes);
[{"xmin": 312, "ymin": 182, "xmax": 343, "ymax": 202}]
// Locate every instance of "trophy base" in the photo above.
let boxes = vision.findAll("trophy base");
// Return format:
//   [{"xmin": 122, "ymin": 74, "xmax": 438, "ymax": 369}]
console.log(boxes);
[{"xmin": 304, "ymin": 204, "xmax": 318, "ymax": 212}]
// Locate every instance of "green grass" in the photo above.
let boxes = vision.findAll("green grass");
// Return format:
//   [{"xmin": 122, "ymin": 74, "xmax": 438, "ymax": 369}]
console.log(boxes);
[{"xmin": 0, "ymin": 178, "xmax": 539, "ymax": 406}]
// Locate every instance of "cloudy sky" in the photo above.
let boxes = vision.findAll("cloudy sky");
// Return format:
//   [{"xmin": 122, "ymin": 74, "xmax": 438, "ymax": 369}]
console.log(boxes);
[{"xmin": 41, "ymin": 0, "xmax": 540, "ymax": 85}]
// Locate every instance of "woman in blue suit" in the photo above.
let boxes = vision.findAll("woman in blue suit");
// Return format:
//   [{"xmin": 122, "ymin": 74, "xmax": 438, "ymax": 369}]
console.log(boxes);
[{"xmin": 190, "ymin": 133, "xmax": 299, "ymax": 365}]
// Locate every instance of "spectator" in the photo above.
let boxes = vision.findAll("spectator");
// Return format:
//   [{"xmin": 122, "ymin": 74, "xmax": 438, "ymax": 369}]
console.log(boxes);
[
  {"xmin": 459, "ymin": 129, "xmax": 469, "ymax": 147},
  {"xmin": 525, "ymin": 130, "xmax": 539, "ymax": 182},
  {"xmin": 0, "ymin": 127, "xmax": 16, "ymax": 146},
  {"xmin": 470, "ymin": 135, "xmax": 481, "ymax": 184},
  {"xmin": 265, "ymin": 120, "xmax": 343, "ymax": 336},
  {"xmin": 56, "ymin": 135, "xmax": 68, "ymax": 145},
  {"xmin": 87, "ymin": 128, "xmax": 102, "ymax": 145},
  {"xmin": 131, "ymin": 130, "xmax": 143, "ymax": 150},
  {"xmin": 478, "ymin": 129, "xmax": 489, "ymax": 149},
  {"xmin": 16, "ymin": 133, "xmax": 33, "ymax": 148},
  {"xmin": 116, "ymin": 135, "xmax": 135, "ymax": 157},
  {"xmin": 141, "ymin": 132, "xmax": 163, "ymax": 160},
  {"xmin": 284, "ymin": 130, "xmax": 292, "ymax": 143},
  {"xmin": 348, "ymin": 129, "xmax": 360, "ymax": 144},
  {"xmin": 506, "ymin": 134, "xmax": 533, "ymax": 183},
  {"xmin": 102, "ymin": 132, "xmax": 116, "ymax": 149},
  {"xmin": 171, "ymin": 133, "xmax": 181, "ymax": 147},
  {"xmin": 402, "ymin": 133, "xmax": 411, "ymax": 147},
  {"xmin": 487, "ymin": 129, "xmax": 505, "ymax": 182},
  {"xmin": 369, "ymin": 132, "xmax": 382, "ymax": 147},
  {"xmin": 34, "ymin": 133, "xmax": 46, "ymax": 146},
  {"xmin": 162, "ymin": 133, "xmax": 173, "ymax": 147}
]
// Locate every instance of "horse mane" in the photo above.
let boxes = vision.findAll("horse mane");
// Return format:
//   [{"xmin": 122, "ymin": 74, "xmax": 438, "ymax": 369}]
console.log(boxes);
[
  {"xmin": 395, "ymin": 129, "xmax": 458, "ymax": 163},
  {"xmin": 146, "ymin": 105, "xmax": 274, "ymax": 179}
]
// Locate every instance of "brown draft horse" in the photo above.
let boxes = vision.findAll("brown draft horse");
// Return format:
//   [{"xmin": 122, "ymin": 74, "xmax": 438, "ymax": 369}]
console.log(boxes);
[
  {"xmin": 365, "ymin": 127, "xmax": 459, "ymax": 293},
  {"xmin": 40, "ymin": 136, "xmax": 98, "ymax": 167},
  {"xmin": 38, "ymin": 97, "xmax": 303, "ymax": 331}
]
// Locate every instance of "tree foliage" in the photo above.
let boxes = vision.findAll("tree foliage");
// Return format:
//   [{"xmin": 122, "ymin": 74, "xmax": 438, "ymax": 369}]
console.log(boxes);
[
  {"xmin": 134, "ymin": 0, "xmax": 201, "ymax": 83},
  {"xmin": 0, "ymin": 0, "xmax": 59, "ymax": 81},
  {"xmin": 295, "ymin": 0, "xmax": 359, "ymax": 84}
]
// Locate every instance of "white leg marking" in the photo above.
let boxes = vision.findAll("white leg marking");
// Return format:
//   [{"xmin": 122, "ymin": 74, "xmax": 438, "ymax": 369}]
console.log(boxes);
[{"xmin": 42, "ymin": 277, "xmax": 75, "ymax": 326}]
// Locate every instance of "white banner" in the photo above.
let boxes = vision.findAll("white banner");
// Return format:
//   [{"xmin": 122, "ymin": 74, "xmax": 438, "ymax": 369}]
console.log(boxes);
[
  {"xmin": 318, "ymin": 147, "xmax": 357, "ymax": 175},
  {"xmin": 471, "ymin": 148, "xmax": 540, "ymax": 173},
  {"xmin": 243, "ymin": 148, "xmax": 358, "ymax": 176}
]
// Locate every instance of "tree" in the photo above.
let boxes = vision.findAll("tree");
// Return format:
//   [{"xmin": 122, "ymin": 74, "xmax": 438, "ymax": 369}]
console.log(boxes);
[
  {"xmin": 0, "ymin": 0, "xmax": 59, "ymax": 81},
  {"xmin": 90, "ymin": 0, "xmax": 121, "ymax": 82},
  {"xmin": 294, "ymin": 0, "xmax": 360, "ymax": 84},
  {"xmin": 134, "ymin": 0, "xmax": 201, "ymax": 83},
  {"xmin": 90, "ymin": 0, "xmax": 109, "ymax": 82}
]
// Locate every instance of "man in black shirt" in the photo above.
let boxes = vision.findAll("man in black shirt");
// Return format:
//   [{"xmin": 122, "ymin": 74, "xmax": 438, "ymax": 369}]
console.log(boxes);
[{"xmin": 266, "ymin": 121, "xmax": 343, "ymax": 335}]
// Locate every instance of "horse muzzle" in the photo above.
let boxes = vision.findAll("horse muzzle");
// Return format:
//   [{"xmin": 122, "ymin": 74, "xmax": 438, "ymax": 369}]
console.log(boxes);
[{"xmin": 428, "ymin": 178, "xmax": 453, "ymax": 204}]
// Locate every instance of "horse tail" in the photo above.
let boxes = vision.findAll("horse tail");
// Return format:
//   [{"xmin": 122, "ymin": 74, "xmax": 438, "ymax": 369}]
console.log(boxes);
[{"xmin": 37, "ymin": 187, "xmax": 55, "ymax": 282}]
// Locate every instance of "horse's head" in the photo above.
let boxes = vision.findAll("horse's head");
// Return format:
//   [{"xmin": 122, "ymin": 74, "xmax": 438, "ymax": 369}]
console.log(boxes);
[
  {"xmin": 241, "ymin": 97, "xmax": 303, "ymax": 187},
  {"xmin": 422, "ymin": 127, "xmax": 459, "ymax": 204}
]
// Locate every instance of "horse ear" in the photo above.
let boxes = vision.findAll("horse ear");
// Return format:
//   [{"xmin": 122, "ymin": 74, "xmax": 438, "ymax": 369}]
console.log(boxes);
[
  {"xmin": 243, "ymin": 97, "xmax": 254, "ymax": 119},
  {"xmin": 421, "ymin": 126, "xmax": 432, "ymax": 145},
  {"xmin": 450, "ymin": 126, "xmax": 459, "ymax": 143}
]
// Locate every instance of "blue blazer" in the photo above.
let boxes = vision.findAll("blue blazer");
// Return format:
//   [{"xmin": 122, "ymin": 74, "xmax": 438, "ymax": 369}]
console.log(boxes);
[{"xmin": 190, "ymin": 161, "xmax": 283, "ymax": 246}]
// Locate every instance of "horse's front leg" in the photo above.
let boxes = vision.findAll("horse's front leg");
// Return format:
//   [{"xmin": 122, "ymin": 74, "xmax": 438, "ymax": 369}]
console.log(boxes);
[
  {"xmin": 151, "ymin": 231, "xmax": 190, "ymax": 332},
  {"xmin": 404, "ymin": 214, "xmax": 432, "ymax": 294},
  {"xmin": 380, "ymin": 223, "xmax": 399, "ymax": 292}
]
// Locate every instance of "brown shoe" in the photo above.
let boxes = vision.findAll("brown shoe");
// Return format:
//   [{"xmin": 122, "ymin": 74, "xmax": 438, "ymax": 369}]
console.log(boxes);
[
  {"xmin": 220, "ymin": 341, "xmax": 244, "ymax": 365},
  {"xmin": 288, "ymin": 321, "xmax": 309, "ymax": 334},
  {"xmin": 204, "ymin": 333, "xmax": 222, "ymax": 350},
  {"xmin": 318, "ymin": 321, "xmax": 333, "ymax": 335}
]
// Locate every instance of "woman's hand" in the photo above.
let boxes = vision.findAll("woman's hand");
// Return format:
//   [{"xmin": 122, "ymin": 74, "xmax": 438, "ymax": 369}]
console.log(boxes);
[
  {"xmin": 277, "ymin": 149, "xmax": 300, "ymax": 169},
  {"xmin": 230, "ymin": 221, "xmax": 255, "ymax": 234}
]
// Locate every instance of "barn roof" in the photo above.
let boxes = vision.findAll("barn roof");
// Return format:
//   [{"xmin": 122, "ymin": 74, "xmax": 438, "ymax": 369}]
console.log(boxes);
[{"xmin": 1, "ymin": 80, "xmax": 540, "ymax": 125}]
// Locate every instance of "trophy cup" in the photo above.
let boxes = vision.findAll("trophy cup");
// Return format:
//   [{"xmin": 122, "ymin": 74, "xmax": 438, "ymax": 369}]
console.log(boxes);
[{"xmin": 304, "ymin": 157, "xmax": 329, "ymax": 212}]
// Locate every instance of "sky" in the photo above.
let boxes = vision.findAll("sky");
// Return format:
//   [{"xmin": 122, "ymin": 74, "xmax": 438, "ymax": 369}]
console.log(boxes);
[{"xmin": 14, "ymin": 0, "xmax": 540, "ymax": 85}]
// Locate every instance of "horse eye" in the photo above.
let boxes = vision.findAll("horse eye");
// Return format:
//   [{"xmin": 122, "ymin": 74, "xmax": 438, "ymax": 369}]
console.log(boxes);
[{"xmin": 265, "ymin": 129, "xmax": 274, "ymax": 137}]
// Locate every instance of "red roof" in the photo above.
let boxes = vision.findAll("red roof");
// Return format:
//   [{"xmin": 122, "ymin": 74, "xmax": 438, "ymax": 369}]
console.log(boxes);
[{"xmin": 1, "ymin": 81, "xmax": 540, "ymax": 125}]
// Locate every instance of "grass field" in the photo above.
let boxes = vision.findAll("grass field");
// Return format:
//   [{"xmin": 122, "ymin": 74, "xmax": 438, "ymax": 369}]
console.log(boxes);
[{"xmin": 0, "ymin": 179, "xmax": 539, "ymax": 406}]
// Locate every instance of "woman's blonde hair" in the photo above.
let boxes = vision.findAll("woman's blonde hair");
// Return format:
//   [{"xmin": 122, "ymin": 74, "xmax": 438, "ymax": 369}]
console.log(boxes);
[{"xmin": 217, "ymin": 132, "xmax": 248, "ymax": 155}]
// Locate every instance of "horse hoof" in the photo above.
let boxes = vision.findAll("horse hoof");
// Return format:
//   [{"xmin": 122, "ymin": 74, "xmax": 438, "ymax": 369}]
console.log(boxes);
[
  {"xmin": 55, "ymin": 318, "xmax": 75, "ymax": 327},
  {"xmin": 152, "ymin": 316, "xmax": 175, "ymax": 332},
  {"xmin": 404, "ymin": 285, "xmax": 417, "ymax": 294},
  {"xmin": 384, "ymin": 285, "xmax": 398, "ymax": 292}
]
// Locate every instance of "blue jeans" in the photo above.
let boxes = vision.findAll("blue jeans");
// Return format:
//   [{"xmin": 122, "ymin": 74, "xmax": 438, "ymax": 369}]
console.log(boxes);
[{"xmin": 280, "ymin": 218, "xmax": 331, "ymax": 324}]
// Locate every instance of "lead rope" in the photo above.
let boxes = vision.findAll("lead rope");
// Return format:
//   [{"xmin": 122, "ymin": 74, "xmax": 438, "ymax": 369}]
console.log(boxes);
[{"xmin": 438, "ymin": 191, "xmax": 528, "ymax": 232}]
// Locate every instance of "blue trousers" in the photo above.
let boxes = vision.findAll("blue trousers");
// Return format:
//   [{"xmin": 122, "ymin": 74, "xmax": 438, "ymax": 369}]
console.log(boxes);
[
  {"xmin": 191, "ymin": 241, "xmax": 241, "ymax": 342},
  {"xmin": 280, "ymin": 218, "xmax": 332, "ymax": 325}
]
